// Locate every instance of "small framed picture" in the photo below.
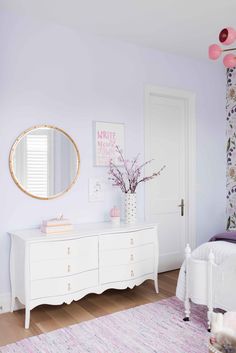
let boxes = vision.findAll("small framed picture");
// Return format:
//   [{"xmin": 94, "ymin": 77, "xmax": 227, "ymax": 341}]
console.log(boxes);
[
  {"xmin": 88, "ymin": 178, "xmax": 105, "ymax": 202},
  {"xmin": 94, "ymin": 121, "xmax": 125, "ymax": 166}
]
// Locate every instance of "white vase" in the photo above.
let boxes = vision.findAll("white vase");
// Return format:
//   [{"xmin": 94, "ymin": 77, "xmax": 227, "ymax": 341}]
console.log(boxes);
[{"xmin": 124, "ymin": 193, "xmax": 137, "ymax": 224}]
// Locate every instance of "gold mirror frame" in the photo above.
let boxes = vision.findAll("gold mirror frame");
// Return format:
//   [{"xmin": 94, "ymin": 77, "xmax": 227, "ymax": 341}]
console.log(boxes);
[{"xmin": 9, "ymin": 125, "xmax": 80, "ymax": 200}]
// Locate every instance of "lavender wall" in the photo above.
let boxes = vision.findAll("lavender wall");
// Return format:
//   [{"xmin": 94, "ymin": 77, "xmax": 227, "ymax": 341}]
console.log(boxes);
[{"xmin": 0, "ymin": 11, "xmax": 226, "ymax": 295}]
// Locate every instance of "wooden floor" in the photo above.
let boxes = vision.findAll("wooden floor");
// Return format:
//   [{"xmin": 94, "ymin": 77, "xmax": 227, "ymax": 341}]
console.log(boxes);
[{"xmin": 0, "ymin": 270, "xmax": 179, "ymax": 347}]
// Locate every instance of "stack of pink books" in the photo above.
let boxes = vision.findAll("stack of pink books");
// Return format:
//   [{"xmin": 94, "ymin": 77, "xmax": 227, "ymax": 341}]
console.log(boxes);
[{"xmin": 41, "ymin": 217, "xmax": 74, "ymax": 234}]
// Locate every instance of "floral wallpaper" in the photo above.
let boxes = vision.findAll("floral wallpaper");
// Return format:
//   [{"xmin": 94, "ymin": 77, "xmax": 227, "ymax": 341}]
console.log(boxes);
[{"xmin": 226, "ymin": 67, "xmax": 236, "ymax": 229}]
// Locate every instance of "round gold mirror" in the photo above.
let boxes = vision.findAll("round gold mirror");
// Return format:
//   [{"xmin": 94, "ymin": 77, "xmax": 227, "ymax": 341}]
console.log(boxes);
[{"xmin": 9, "ymin": 125, "xmax": 80, "ymax": 200}]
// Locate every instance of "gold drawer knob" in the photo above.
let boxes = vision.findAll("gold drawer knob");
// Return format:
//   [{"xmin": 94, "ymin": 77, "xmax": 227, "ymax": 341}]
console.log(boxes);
[
  {"xmin": 67, "ymin": 265, "xmax": 71, "ymax": 273},
  {"xmin": 130, "ymin": 238, "xmax": 134, "ymax": 245},
  {"xmin": 68, "ymin": 283, "xmax": 71, "ymax": 291},
  {"xmin": 67, "ymin": 247, "xmax": 71, "ymax": 255},
  {"xmin": 131, "ymin": 270, "xmax": 134, "ymax": 277},
  {"xmin": 130, "ymin": 254, "xmax": 134, "ymax": 261}
]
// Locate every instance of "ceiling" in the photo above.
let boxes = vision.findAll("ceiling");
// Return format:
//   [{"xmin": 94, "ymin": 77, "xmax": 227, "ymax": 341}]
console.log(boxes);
[{"xmin": 1, "ymin": 0, "xmax": 236, "ymax": 59}]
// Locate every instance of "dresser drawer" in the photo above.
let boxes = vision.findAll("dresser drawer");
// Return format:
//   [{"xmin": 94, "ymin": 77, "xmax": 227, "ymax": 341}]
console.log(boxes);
[
  {"xmin": 30, "ymin": 237, "xmax": 98, "ymax": 262},
  {"xmin": 31, "ymin": 270, "xmax": 98, "ymax": 299},
  {"xmin": 100, "ymin": 243, "xmax": 154, "ymax": 267},
  {"xmin": 31, "ymin": 253, "xmax": 98, "ymax": 280},
  {"xmin": 100, "ymin": 228, "xmax": 155, "ymax": 251},
  {"xmin": 100, "ymin": 259, "xmax": 154, "ymax": 284}
]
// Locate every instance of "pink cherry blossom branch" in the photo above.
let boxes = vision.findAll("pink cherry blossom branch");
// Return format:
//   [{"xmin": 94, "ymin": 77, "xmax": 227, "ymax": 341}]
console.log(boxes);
[
  {"xmin": 136, "ymin": 165, "xmax": 166, "ymax": 186},
  {"xmin": 108, "ymin": 145, "xmax": 166, "ymax": 193}
]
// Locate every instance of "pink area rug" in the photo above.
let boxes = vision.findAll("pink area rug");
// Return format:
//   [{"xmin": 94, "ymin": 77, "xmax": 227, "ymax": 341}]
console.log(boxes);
[{"xmin": 0, "ymin": 297, "xmax": 209, "ymax": 353}]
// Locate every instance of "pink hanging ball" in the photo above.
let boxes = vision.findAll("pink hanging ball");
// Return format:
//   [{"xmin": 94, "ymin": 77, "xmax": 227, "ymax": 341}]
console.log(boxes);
[
  {"xmin": 223, "ymin": 54, "xmax": 236, "ymax": 68},
  {"xmin": 219, "ymin": 27, "xmax": 236, "ymax": 45},
  {"xmin": 208, "ymin": 44, "xmax": 222, "ymax": 60}
]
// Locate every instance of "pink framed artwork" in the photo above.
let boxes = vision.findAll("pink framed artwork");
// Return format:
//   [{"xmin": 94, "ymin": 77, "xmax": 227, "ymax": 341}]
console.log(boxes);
[{"xmin": 94, "ymin": 121, "xmax": 125, "ymax": 166}]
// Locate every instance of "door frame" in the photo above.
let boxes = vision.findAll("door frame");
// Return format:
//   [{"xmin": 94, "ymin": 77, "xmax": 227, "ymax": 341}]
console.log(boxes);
[{"xmin": 144, "ymin": 85, "xmax": 196, "ymax": 250}]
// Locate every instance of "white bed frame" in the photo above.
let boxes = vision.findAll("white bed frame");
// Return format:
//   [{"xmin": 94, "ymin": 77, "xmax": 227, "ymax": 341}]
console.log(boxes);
[{"xmin": 184, "ymin": 244, "xmax": 236, "ymax": 330}]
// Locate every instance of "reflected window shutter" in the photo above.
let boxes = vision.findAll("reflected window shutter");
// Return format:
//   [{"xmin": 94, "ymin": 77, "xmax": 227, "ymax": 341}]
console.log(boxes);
[{"xmin": 26, "ymin": 134, "xmax": 48, "ymax": 197}]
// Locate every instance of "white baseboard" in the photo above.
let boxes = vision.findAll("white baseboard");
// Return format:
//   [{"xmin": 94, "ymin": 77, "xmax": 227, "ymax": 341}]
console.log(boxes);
[{"xmin": 0, "ymin": 293, "xmax": 24, "ymax": 314}]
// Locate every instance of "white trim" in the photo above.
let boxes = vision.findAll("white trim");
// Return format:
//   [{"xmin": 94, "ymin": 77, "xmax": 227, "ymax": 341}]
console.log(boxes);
[
  {"xmin": 144, "ymin": 85, "xmax": 196, "ymax": 250},
  {"xmin": 0, "ymin": 292, "xmax": 24, "ymax": 313}
]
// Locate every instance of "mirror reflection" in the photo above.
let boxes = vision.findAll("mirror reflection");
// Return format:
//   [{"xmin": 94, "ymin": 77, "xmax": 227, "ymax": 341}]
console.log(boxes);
[{"xmin": 10, "ymin": 126, "xmax": 80, "ymax": 199}]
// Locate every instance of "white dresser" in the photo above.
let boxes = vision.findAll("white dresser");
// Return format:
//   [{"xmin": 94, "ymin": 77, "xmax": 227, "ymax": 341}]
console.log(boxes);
[{"xmin": 9, "ymin": 222, "xmax": 158, "ymax": 328}]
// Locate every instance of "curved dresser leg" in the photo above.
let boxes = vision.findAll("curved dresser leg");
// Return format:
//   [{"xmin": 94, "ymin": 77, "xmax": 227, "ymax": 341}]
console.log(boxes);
[
  {"xmin": 10, "ymin": 234, "xmax": 16, "ymax": 313},
  {"xmin": 10, "ymin": 296, "xmax": 15, "ymax": 313},
  {"xmin": 25, "ymin": 307, "xmax": 30, "ymax": 329},
  {"xmin": 154, "ymin": 276, "xmax": 159, "ymax": 294}
]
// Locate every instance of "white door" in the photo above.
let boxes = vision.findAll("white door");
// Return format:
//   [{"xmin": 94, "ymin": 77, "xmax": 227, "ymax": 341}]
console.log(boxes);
[{"xmin": 145, "ymin": 86, "xmax": 196, "ymax": 273}]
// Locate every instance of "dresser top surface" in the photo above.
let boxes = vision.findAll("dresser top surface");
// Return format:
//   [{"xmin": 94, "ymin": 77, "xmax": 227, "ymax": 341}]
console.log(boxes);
[{"xmin": 9, "ymin": 222, "xmax": 157, "ymax": 242}]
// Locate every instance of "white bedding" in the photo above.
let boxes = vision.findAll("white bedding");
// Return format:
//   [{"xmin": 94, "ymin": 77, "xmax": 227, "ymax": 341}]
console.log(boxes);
[{"xmin": 176, "ymin": 241, "xmax": 236, "ymax": 301}]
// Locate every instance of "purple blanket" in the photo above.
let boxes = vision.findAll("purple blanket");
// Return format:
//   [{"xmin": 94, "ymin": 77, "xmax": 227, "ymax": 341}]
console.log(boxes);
[{"xmin": 210, "ymin": 231, "xmax": 236, "ymax": 244}]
